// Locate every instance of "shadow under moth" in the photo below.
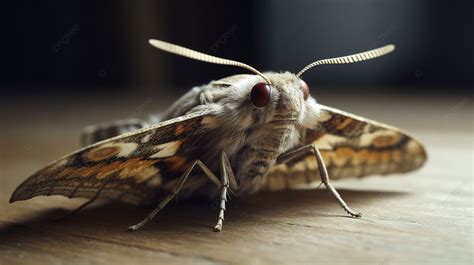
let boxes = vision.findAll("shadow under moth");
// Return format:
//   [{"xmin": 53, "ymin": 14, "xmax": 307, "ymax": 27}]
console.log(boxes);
[{"xmin": 10, "ymin": 39, "xmax": 427, "ymax": 232}]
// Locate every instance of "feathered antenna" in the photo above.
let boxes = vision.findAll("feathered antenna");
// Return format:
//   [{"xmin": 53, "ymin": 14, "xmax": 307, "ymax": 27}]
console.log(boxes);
[
  {"xmin": 296, "ymin": 44, "xmax": 395, "ymax": 77},
  {"xmin": 149, "ymin": 39, "xmax": 271, "ymax": 84}
]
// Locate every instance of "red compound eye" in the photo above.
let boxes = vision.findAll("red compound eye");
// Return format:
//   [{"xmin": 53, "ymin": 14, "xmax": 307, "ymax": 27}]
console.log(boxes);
[
  {"xmin": 300, "ymin": 80, "xmax": 310, "ymax": 101},
  {"xmin": 250, "ymin": 82, "xmax": 271, "ymax": 107}
]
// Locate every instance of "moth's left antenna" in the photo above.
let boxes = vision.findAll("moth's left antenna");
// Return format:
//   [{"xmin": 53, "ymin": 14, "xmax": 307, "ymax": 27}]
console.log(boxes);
[
  {"xmin": 149, "ymin": 39, "xmax": 271, "ymax": 84},
  {"xmin": 296, "ymin": 44, "xmax": 395, "ymax": 78}
]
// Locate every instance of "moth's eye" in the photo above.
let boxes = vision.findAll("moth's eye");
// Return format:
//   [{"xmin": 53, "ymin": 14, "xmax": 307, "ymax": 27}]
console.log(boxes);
[
  {"xmin": 300, "ymin": 80, "xmax": 310, "ymax": 101},
  {"xmin": 250, "ymin": 82, "xmax": 271, "ymax": 107}
]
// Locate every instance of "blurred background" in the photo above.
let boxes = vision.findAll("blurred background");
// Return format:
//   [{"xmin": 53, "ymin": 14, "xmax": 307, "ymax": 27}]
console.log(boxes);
[
  {"xmin": 2, "ymin": 0, "xmax": 473, "ymax": 96},
  {"xmin": 0, "ymin": 0, "xmax": 472, "ymax": 149},
  {"xmin": 1, "ymin": 0, "xmax": 472, "ymax": 161}
]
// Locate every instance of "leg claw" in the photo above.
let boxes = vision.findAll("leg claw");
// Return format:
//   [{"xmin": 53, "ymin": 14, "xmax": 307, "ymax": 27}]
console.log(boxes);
[
  {"xmin": 353, "ymin": 212, "xmax": 362, "ymax": 218},
  {"xmin": 213, "ymin": 224, "xmax": 222, "ymax": 232},
  {"xmin": 128, "ymin": 224, "xmax": 141, "ymax": 232}
]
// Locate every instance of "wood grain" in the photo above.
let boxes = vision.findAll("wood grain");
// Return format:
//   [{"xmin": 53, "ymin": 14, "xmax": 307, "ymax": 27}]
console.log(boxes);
[{"xmin": 0, "ymin": 93, "xmax": 472, "ymax": 265}]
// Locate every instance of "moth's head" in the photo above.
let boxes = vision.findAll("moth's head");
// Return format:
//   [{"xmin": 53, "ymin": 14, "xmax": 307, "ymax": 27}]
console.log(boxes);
[
  {"xmin": 217, "ymin": 72, "xmax": 319, "ymax": 129},
  {"xmin": 148, "ymin": 39, "xmax": 395, "ymax": 129}
]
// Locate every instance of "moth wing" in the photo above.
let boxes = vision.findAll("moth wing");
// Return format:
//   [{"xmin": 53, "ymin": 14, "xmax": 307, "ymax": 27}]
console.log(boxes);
[
  {"xmin": 10, "ymin": 109, "xmax": 214, "ymax": 205},
  {"xmin": 264, "ymin": 104, "xmax": 427, "ymax": 190}
]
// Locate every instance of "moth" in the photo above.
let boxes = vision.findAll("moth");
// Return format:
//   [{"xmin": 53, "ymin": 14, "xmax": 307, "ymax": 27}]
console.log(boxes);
[{"xmin": 10, "ymin": 39, "xmax": 427, "ymax": 232}]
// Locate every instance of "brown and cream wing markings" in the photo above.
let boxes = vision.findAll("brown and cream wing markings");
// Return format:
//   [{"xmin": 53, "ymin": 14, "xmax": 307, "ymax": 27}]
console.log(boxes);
[
  {"xmin": 10, "ymin": 109, "xmax": 214, "ymax": 205},
  {"xmin": 264, "ymin": 104, "xmax": 427, "ymax": 191}
]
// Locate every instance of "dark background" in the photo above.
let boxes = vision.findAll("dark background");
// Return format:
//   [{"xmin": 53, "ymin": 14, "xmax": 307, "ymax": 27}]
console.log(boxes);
[{"xmin": 2, "ymin": 0, "xmax": 473, "ymax": 96}]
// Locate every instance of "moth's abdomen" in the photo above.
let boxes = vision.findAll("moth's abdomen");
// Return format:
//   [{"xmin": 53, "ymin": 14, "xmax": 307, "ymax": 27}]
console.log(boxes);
[{"xmin": 80, "ymin": 119, "xmax": 147, "ymax": 146}]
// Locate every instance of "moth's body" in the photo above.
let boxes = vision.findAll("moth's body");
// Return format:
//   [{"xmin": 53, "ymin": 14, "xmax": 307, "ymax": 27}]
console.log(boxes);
[
  {"xmin": 161, "ymin": 72, "xmax": 318, "ymax": 196},
  {"xmin": 10, "ymin": 39, "xmax": 427, "ymax": 232},
  {"xmin": 81, "ymin": 72, "xmax": 318, "ymax": 199}
]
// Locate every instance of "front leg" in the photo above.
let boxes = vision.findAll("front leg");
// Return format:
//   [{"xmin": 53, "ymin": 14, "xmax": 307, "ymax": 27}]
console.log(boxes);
[
  {"xmin": 128, "ymin": 152, "xmax": 238, "ymax": 232},
  {"xmin": 214, "ymin": 151, "xmax": 238, "ymax": 232},
  {"xmin": 128, "ymin": 159, "xmax": 222, "ymax": 231},
  {"xmin": 277, "ymin": 144, "xmax": 362, "ymax": 218}
]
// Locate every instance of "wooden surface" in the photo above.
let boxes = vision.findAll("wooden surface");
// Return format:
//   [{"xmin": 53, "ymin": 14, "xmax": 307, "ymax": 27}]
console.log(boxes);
[{"xmin": 0, "ymin": 93, "xmax": 472, "ymax": 265}]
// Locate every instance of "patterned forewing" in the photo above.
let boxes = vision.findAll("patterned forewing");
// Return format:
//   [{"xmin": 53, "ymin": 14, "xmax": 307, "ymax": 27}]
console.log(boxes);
[
  {"xmin": 10, "ymin": 110, "xmax": 214, "ymax": 205},
  {"xmin": 264, "ymin": 105, "xmax": 427, "ymax": 190}
]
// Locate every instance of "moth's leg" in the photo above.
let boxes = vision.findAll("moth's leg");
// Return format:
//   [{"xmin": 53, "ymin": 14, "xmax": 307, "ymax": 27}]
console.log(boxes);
[
  {"xmin": 51, "ymin": 178, "xmax": 111, "ymax": 221},
  {"xmin": 222, "ymin": 151, "xmax": 239, "ymax": 190},
  {"xmin": 277, "ymin": 144, "xmax": 362, "ymax": 218},
  {"xmin": 128, "ymin": 159, "xmax": 221, "ymax": 232},
  {"xmin": 313, "ymin": 146, "xmax": 362, "ymax": 217},
  {"xmin": 213, "ymin": 152, "xmax": 237, "ymax": 232},
  {"xmin": 51, "ymin": 198, "xmax": 97, "ymax": 222}
]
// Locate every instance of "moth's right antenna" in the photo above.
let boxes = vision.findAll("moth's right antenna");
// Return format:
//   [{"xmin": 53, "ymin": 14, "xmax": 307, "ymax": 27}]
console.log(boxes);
[
  {"xmin": 149, "ymin": 39, "xmax": 271, "ymax": 84},
  {"xmin": 296, "ymin": 44, "xmax": 395, "ymax": 78}
]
